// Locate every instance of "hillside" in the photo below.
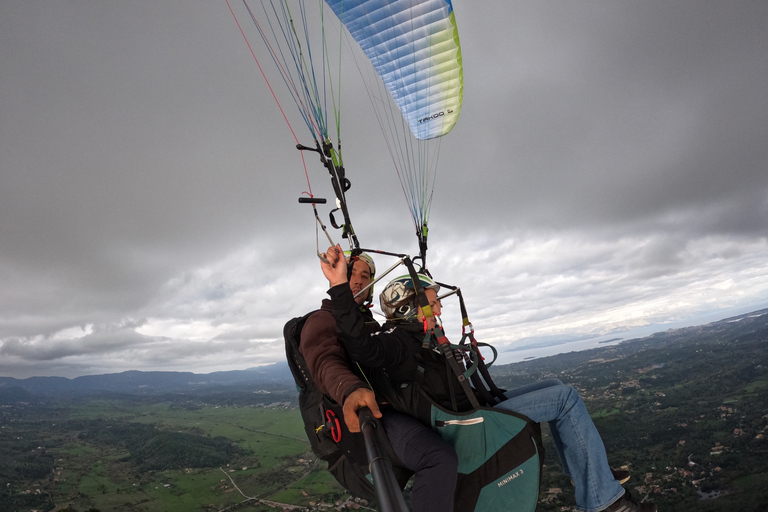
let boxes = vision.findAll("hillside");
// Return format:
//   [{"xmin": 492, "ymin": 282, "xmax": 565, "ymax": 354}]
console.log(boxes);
[
  {"xmin": 489, "ymin": 308, "xmax": 768, "ymax": 511},
  {"xmin": 1, "ymin": 308, "xmax": 766, "ymax": 510},
  {"xmin": 0, "ymin": 362, "xmax": 294, "ymax": 396}
]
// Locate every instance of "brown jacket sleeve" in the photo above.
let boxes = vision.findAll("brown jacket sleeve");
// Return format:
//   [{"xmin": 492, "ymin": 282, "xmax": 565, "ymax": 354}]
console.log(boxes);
[{"xmin": 299, "ymin": 308, "xmax": 367, "ymax": 405}]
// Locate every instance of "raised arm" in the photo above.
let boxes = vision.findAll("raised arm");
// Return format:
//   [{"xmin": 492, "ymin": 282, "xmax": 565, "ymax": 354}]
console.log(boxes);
[
  {"xmin": 327, "ymin": 283, "xmax": 408, "ymax": 368},
  {"xmin": 320, "ymin": 244, "xmax": 348, "ymax": 288}
]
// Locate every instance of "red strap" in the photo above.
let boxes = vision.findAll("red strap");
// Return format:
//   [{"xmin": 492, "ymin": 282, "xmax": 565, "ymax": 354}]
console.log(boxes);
[
  {"xmin": 326, "ymin": 409, "xmax": 342, "ymax": 443},
  {"xmin": 434, "ymin": 325, "xmax": 451, "ymax": 345}
]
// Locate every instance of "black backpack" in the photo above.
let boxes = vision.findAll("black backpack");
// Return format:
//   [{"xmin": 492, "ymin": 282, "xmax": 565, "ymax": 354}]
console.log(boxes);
[{"xmin": 283, "ymin": 312, "xmax": 412, "ymax": 500}]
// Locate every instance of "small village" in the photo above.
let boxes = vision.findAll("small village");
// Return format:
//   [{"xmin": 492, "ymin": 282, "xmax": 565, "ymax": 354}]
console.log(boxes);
[{"xmin": 519, "ymin": 347, "xmax": 768, "ymax": 511}]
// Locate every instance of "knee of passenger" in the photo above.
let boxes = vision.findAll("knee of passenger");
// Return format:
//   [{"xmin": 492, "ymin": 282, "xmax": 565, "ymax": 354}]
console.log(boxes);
[
  {"xmin": 442, "ymin": 447, "xmax": 459, "ymax": 472},
  {"xmin": 430, "ymin": 443, "xmax": 458, "ymax": 472},
  {"xmin": 563, "ymin": 384, "xmax": 583, "ymax": 405}
]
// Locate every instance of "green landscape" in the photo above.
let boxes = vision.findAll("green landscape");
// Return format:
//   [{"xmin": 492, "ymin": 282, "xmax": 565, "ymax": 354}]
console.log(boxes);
[
  {"xmin": 1, "ymin": 308, "xmax": 767, "ymax": 511},
  {"xmin": 493, "ymin": 310, "xmax": 768, "ymax": 512},
  {"xmin": 0, "ymin": 398, "xmax": 350, "ymax": 512}
]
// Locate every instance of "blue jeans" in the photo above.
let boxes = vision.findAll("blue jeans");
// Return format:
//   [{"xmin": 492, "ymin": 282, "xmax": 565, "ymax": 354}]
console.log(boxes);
[{"xmin": 494, "ymin": 379, "xmax": 624, "ymax": 512}]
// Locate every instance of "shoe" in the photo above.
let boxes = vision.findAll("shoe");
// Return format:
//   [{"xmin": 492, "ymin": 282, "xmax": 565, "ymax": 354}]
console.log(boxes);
[
  {"xmin": 612, "ymin": 468, "xmax": 631, "ymax": 484},
  {"xmin": 572, "ymin": 468, "xmax": 631, "ymax": 486},
  {"xmin": 599, "ymin": 490, "xmax": 657, "ymax": 512}
]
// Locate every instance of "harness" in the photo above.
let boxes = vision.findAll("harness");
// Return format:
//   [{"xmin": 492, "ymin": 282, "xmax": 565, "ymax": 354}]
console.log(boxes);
[
  {"xmin": 283, "ymin": 311, "xmax": 411, "ymax": 501},
  {"xmin": 364, "ymin": 321, "xmax": 544, "ymax": 512}
]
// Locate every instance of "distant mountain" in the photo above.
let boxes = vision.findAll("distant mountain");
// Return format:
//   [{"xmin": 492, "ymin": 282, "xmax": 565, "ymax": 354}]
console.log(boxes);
[
  {"xmin": 490, "ymin": 307, "xmax": 768, "ymax": 381},
  {"xmin": 615, "ymin": 306, "xmax": 768, "ymax": 352},
  {"xmin": 3, "ymin": 308, "xmax": 766, "ymax": 399},
  {"xmin": 0, "ymin": 385, "xmax": 37, "ymax": 403},
  {"xmin": 0, "ymin": 361, "xmax": 294, "ymax": 397}
]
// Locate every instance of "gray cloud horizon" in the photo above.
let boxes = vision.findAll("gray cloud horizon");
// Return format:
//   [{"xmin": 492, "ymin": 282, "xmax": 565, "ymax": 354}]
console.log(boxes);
[{"xmin": 1, "ymin": 0, "xmax": 767, "ymax": 379}]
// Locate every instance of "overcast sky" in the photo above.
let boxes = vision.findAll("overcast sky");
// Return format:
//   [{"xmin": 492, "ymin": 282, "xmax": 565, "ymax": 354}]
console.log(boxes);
[{"xmin": 2, "ymin": 0, "xmax": 767, "ymax": 379}]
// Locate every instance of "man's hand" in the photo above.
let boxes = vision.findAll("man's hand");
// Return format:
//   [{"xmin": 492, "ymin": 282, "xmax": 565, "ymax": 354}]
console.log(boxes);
[
  {"xmin": 320, "ymin": 244, "xmax": 348, "ymax": 288},
  {"xmin": 342, "ymin": 388, "xmax": 382, "ymax": 433}
]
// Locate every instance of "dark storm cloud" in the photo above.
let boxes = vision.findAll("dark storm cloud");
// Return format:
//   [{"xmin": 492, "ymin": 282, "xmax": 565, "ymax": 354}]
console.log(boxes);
[
  {"xmin": 444, "ymin": 0, "xmax": 768, "ymax": 235},
  {"xmin": 0, "ymin": 322, "xmax": 154, "ymax": 361},
  {"xmin": 1, "ymin": 0, "xmax": 766, "ymax": 377}
]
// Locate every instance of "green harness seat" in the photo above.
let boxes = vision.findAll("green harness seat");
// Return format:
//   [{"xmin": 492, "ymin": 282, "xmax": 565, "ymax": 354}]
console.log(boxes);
[{"xmin": 432, "ymin": 404, "xmax": 542, "ymax": 512}]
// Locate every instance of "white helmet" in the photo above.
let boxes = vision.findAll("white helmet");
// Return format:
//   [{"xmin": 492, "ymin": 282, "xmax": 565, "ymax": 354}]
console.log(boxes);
[{"xmin": 379, "ymin": 274, "xmax": 440, "ymax": 320}]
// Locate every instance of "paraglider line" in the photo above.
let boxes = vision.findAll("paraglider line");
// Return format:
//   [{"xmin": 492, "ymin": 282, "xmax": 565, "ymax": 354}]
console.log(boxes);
[
  {"xmin": 226, "ymin": 0, "xmax": 314, "ymax": 194},
  {"xmin": 243, "ymin": 0, "xmax": 322, "ymax": 139}
]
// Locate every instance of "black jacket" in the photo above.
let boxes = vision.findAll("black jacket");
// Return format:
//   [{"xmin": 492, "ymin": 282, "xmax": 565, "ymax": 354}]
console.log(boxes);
[{"xmin": 329, "ymin": 284, "xmax": 475, "ymax": 421}]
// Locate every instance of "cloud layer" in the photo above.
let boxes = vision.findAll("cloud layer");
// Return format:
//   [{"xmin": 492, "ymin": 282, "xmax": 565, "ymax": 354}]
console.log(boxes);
[{"xmin": 1, "ymin": 0, "xmax": 767, "ymax": 378}]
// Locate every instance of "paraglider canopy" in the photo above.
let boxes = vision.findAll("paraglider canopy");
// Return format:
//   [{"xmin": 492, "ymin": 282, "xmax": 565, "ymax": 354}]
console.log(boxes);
[{"xmin": 325, "ymin": 0, "xmax": 463, "ymax": 141}]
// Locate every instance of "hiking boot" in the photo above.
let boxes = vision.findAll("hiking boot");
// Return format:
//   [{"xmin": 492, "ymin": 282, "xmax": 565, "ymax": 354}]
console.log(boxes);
[
  {"xmin": 599, "ymin": 490, "xmax": 657, "ymax": 512},
  {"xmin": 572, "ymin": 468, "xmax": 631, "ymax": 486}
]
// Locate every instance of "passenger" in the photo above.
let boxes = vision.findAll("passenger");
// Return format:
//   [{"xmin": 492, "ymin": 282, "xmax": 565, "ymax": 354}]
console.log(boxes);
[
  {"xmin": 301, "ymin": 250, "xmax": 457, "ymax": 512},
  {"xmin": 320, "ymin": 244, "xmax": 657, "ymax": 512}
]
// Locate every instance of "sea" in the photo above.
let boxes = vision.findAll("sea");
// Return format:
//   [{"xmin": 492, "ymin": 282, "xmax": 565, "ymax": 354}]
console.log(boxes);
[{"xmin": 495, "ymin": 330, "xmax": 651, "ymax": 365}]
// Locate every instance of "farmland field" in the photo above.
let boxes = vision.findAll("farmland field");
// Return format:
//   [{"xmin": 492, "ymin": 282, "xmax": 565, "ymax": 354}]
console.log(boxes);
[{"xmin": 1, "ymin": 398, "xmax": 353, "ymax": 512}]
